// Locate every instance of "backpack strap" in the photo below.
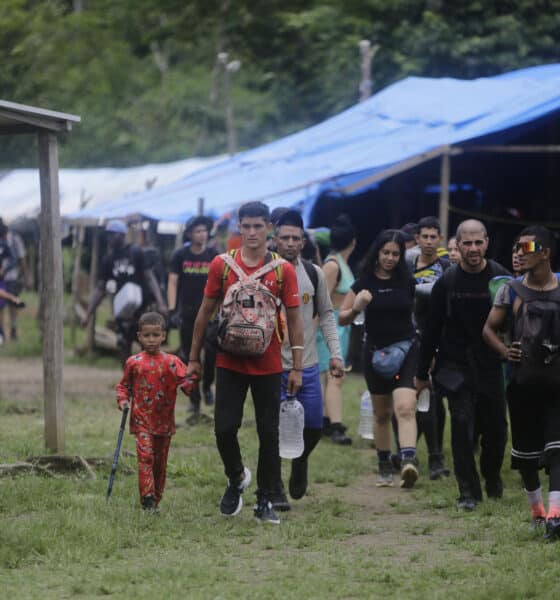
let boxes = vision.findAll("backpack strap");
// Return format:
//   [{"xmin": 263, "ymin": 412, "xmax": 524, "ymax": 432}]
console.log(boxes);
[
  {"xmin": 301, "ymin": 259, "xmax": 319, "ymax": 317},
  {"xmin": 221, "ymin": 251, "xmax": 248, "ymax": 282},
  {"xmin": 220, "ymin": 249, "xmax": 238, "ymax": 294}
]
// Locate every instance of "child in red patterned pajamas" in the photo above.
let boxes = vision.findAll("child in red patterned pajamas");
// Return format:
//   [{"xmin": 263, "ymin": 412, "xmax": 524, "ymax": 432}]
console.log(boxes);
[{"xmin": 116, "ymin": 311, "xmax": 192, "ymax": 512}]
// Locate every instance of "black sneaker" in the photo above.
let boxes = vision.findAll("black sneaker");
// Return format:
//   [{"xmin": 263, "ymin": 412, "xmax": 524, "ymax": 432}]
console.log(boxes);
[
  {"xmin": 322, "ymin": 417, "xmax": 333, "ymax": 437},
  {"xmin": 203, "ymin": 387, "xmax": 214, "ymax": 406},
  {"xmin": 456, "ymin": 496, "xmax": 477, "ymax": 511},
  {"xmin": 428, "ymin": 454, "xmax": 450, "ymax": 480},
  {"xmin": 254, "ymin": 499, "xmax": 280, "ymax": 524},
  {"xmin": 545, "ymin": 517, "xmax": 560, "ymax": 540},
  {"xmin": 376, "ymin": 460, "xmax": 394, "ymax": 487},
  {"xmin": 270, "ymin": 486, "xmax": 291, "ymax": 512},
  {"xmin": 330, "ymin": 423, "xmax": 352, "ymax": 445},
  {"xmin": 220, "ymin": 467, "xmax": 252, "ymax": 517},
  {"xmin": 141, "ymin": 495, "xmax": 159, "ymax": 514},
  {"xmin": 289, "ymin": 457, "xmax": 308, "ymax": 499},
  {"xmin": 400, "ymin": 458, "xmax": 419, "ymax": 489}
]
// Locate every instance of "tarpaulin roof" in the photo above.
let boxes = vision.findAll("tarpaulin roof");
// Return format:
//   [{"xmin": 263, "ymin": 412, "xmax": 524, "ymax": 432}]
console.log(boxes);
[
  {"xmin": 71, "ymin": 63, "xmax": 560, "ymax": 225},
  {"xmin": 0, "ymin": 156, "xmax": 223, "ymax": 223}
]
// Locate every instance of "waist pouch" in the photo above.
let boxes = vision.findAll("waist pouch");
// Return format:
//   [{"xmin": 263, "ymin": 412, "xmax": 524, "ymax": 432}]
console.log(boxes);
[{"xmin": 371, "ymin": 339, "xmax": 414, "ymax": 379}]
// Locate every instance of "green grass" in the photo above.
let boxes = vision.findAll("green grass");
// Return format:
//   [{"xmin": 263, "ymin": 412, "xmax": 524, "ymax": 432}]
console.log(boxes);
[{"xmin": 1, "ymin": 299, "xmax": 560, "ymax": 598}]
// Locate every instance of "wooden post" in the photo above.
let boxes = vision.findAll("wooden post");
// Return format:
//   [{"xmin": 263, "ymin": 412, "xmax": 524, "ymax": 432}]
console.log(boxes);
[
  {"xmin": 198, "ymin": 197, "xmax": 204, "ymax": 216},
  {"xmin": 439, "ymin": 150, "xmax": 451, "ymax": 241},
  {"xmin": 38, "ymin": 130, "xmax": 64, "ymax": 453},
  {"xmin": 87, "ymin": 225, "xmax": 99, "ymax": 352},
  {"xmin": 70, "ymin": 224, "xmax": 85, "ymax": 346}
]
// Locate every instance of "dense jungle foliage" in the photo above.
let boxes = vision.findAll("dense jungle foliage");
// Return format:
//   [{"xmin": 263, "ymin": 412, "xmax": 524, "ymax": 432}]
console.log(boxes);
[{"xmin": 1, "ymin": 0, "xmax": 559, "ymax": 167}]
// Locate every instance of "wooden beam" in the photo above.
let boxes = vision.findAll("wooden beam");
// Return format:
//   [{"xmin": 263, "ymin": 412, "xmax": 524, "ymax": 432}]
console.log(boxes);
[
  {"xmin": 38, "ymin": 130, "xmax": 64, "ymax": 453},
  {"xmin": 0, "ymin": 124, "xmax": 37, "ymax": 135},
  {"xmin": 0, "ymin": 109, "xmax": 70, "ymax": 132},
  {"xmin": 461, "ymin": 145, "xmax": 560, "ymax": 154},
  {"xmin": 438, "ymin": 150, "xmax": 451, "ymax": 241}
]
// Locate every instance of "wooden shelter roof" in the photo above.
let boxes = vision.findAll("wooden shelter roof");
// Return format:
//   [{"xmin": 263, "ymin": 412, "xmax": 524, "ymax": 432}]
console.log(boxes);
[{"xmin": 0, "ymin": 100, "xmax": 80, "ymax": 134}]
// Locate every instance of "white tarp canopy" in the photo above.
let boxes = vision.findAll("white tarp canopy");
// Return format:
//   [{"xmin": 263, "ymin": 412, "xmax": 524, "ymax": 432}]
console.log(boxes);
[{"xmin": 0, "ymin": 156, "xmax": 223, "ymax": 223}]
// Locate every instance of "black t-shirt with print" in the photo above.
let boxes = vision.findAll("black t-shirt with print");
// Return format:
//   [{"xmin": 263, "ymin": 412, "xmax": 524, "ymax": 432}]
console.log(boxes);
[
  {"xmin": 352, "ymin": 273, "xmax": 416, "ymax": 348},
  {"xmin": 100, "ymin": 244, "xmax": 145, "ymax": 293},
  {"xmin": 170, "ymin": 245, "xmax": 217, "ymax": 315}
]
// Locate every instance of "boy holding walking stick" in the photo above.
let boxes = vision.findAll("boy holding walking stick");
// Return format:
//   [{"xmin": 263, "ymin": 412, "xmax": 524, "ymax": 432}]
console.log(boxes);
[{"xmin": 115, "ymin": 311, "xmax": 193, "ymax": 512}]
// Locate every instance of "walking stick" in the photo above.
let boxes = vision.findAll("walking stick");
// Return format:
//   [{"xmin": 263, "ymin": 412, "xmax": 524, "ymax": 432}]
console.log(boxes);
[{"xmin": 106, "ymin": 406, "xmax": 129, "ymax": 504}]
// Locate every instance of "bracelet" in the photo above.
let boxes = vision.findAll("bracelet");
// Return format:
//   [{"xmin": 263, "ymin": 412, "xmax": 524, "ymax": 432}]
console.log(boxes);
[
  {"xmin": 189, "ymin": 358, "xmax": 201, "ymax": 363},
  {"xmin": 290, "ymin": 346, "xmax": 304, "ymax": 350},
  {"xmin": 292, "ymin": 367, "xmax": 303, "ymax": 372}
]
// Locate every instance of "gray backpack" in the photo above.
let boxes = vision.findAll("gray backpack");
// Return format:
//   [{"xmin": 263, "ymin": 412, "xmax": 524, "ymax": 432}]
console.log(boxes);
[{"xmin": 509, "ymin": 278, "xmax": 560, "ymax": 386}]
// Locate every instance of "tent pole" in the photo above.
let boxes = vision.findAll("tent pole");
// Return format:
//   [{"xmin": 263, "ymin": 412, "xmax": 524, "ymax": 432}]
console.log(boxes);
[
  {"xmin": 38, "ymin": 130, "xmax": 64, "ymax": 453},
  {"xmin": 439, "ymin": 150, "xmax": 451, "ymax": 241},
  {"xmin": 87, "ymin": 225, "xmax": 99, "ymax": 353}
]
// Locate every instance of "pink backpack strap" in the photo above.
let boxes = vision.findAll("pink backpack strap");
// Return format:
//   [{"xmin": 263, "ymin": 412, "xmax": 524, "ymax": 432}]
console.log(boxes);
[
  {"xmin": 250, "ymin": 258, "xmax": 285, "ymax": 281},
  {"xmin": 220, "ymin": 252, "xmax": 248, "ymax": 281}
]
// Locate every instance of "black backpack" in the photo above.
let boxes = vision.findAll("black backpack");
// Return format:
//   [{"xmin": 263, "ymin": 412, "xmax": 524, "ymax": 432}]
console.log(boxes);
[{"xmin": 509, "ymin": 278, "xmax": 560, "ymax": 386}]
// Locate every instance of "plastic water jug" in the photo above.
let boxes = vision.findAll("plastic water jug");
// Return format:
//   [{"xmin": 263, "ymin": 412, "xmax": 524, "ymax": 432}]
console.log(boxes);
[
  {"xmin": 279, "ymin": 394, "xmax": 305, "ymax": 459},
  {"xmin": 358, "ymin": 390, "xmax": 374, "ymax": 440}
]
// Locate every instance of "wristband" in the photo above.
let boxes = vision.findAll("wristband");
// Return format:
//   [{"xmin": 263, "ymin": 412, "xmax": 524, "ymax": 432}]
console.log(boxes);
[
  {"xmin": 290, "ymin": 346, "xmax": 304, "ymax": 350},
  {"xmin": 292, "ymin": 367, "xmax": 303, "ymax": 372},
  {"xmin": 189, "ymin": 358, "xmax": 201, "ymax": 363}
]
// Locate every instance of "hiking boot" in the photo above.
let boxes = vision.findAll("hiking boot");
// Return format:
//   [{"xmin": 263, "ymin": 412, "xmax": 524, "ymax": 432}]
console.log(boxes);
[
  {"xmin": 456, "ymin": 496, "xmax": 477, "ymax": 511},
  {"xmin": 544, "ymin": 517, "xmax": 560, "ymax": 541},
  {"xmin": 289, "ymin": 457, "xmax": 308, "ymax": 500},
  {"xmin": 203, "ymin": 387, "xmax": 214, "ymax": 406},
  {"xmin": 376, "ymin": 460, "xmax": 394, "ymax": 487},
  {"xmin": 254, "ymin": 499, "xmax": 280, "ymax": 525},
  {"xmin": 330, "ymin": 422, "xmax": 352, "ymax": 445},
  {"xmin": 141, "ymin": 495, "xmax": 159, "ymax": 514},
  {"xmin": 220, "ymin": 467, "xmax": 252, "ymax": 517},
  {"xmin": 270, "ymin": 486, "xmax": 291, "ymax": 512},
  {"xmin": 400, "ymin": 458, "xmax": 419, "ymax": 489},
  {"xmin": 428, "ymin": 454, "xmax": 450, "ymax": 480},
  {"xmin": 485, "ymin": 477, "xmax": 503, "ymax": 499},
  {"xmin": 530, "ymin": 516, "xmax": 546, "ymax": 532}
]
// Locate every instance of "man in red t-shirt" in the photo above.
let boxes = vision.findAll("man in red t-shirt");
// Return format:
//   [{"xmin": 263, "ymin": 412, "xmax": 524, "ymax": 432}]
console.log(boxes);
[{"xmin": 187, "ymin": 201, "xmax": 303, "ymax": 524}]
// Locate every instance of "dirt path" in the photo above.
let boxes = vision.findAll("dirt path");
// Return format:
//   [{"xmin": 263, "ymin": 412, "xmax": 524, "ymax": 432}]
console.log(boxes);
[{"xmin": 0, "ymin": 356, "xmax": 121, "ymax": 404}]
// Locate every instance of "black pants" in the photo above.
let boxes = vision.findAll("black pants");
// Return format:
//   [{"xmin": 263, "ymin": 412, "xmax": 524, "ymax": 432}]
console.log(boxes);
[
  {"xmin": 115, "ymin": 317, "xmax": 138, "ymax": 366},
  {"xmin": 442, "ymin": 370, "xmax": 507, "ymax": 500},
  {"xmin": 179, "ymin": 310, "xmax": 216, "ymax": 392},
  {"xmin": 417, "ymin": 388, "xmax": 446, "ymax": 457},
  {"xmin": 214, "ymin": 368, "xmax": 281, "ymax": 500}
]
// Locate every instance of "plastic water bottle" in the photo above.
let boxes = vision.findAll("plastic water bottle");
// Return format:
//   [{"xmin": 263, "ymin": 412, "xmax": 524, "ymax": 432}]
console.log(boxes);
[
  {"xmin": 417, "ymin": 388, "xmax": 430, "ymax": 413},
  {"xmin": 358, "ymin": 390, "xmax": 374, "ymax": 440},
  {"xmin": 279, "ymin": 394, "xmax": 305, "ymax": 459}
]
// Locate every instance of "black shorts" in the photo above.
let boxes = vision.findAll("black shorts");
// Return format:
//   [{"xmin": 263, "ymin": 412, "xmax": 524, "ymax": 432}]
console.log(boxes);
[
  {"xmin": 363, "ymin": 338, "xmax": 419, "ymax": 396},
  {"xmin": 508, "ymin": 381, "xmax": 560, "ymax": 471}
]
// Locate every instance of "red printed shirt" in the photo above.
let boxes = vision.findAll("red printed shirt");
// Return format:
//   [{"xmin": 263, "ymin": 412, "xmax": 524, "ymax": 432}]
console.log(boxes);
[
  {"xmin": 204, "ymin": 252, "xmax": 300, "ymax": 375},
  {"xmin": 116, "ymin": 351, "xmax": 188, "ymax": 435}
]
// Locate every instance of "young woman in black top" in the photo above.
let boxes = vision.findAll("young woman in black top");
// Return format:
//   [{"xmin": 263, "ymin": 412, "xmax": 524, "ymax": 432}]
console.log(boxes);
[{"xmin": 339, "ymin": 230, "xmax": 419, "ymax": 488}]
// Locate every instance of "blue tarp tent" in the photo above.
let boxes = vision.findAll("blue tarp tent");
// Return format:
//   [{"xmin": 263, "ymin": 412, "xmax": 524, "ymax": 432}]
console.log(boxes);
[{"xmin": 70, "ymin": 64, "xmax": 560, "ymax": 225}]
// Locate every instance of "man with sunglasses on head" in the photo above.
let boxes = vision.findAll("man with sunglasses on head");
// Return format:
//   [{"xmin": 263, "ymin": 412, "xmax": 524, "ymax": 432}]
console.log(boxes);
[
  {"xmin": 416, "ymin": 219, "xmax": 510, "ymax": 511},
  {"xmin": 483, "ymin": 227, "xmax": 560, "ymax": 539}
]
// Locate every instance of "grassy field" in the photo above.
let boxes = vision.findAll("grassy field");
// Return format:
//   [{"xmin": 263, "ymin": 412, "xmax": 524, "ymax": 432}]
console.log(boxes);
[{"xmin": 0, "ymin": 295, "xmax": 559, "ymax": 598}]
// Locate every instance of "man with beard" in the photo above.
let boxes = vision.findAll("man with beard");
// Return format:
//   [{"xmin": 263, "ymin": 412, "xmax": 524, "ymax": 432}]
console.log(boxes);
[{"xmin": 416, "ymin": 219, "xmax": 510, "ymax": 511}]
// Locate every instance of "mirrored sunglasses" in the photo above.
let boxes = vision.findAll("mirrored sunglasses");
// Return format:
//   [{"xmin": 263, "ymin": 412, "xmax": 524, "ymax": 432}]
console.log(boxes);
[{"xmin": 513, "ymin": 241, "xmax": 543, "ymax": 254}]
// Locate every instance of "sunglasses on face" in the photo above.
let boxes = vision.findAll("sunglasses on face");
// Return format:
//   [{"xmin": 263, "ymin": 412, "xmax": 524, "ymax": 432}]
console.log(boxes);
[{"xmin": 513, "ymin": 241, "xmax": 544, "ymax": 254}]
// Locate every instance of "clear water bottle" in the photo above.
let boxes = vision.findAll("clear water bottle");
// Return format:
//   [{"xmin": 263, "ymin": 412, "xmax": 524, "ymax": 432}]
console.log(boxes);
[
  {"xmin": 358, "ymin": 390, "xmax": 374, "ymax": 440},
  {"xmin": 279, "ymin": 394, "xmax": 305, "ymax": 459},
  {"xmin": 417, "ymin": 387, "xmax": 430, "ymax": 412}
]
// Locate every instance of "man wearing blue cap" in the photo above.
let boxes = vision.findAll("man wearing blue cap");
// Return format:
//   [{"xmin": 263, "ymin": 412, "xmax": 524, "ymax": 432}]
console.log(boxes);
[{"xmin": 82, "ymin": 219, "xmax": 168, "ymax": 364}]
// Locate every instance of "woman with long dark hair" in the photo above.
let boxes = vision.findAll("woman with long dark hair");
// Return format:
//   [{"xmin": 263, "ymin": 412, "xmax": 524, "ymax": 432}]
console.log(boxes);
[{"xmin": 339, "ymin": 229, "xmax": 419, "ymax": 488}]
